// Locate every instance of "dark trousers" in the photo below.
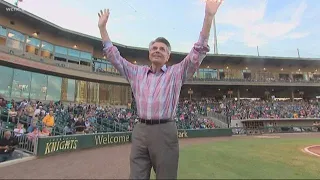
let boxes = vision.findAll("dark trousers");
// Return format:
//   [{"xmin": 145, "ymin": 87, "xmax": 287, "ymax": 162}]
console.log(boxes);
[
  {"xmin": 0, "ymin": 153, "xmax": 13, "ymax": 163},
  {"xmin": 129, "ymin": 121, "xmax": 179, "ymax": 179}
]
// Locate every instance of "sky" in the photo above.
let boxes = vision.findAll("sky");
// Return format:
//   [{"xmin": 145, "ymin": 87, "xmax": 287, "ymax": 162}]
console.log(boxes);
[{"xmin": 4, "ymin": 0, "xmax": 320, "ymax": 58}]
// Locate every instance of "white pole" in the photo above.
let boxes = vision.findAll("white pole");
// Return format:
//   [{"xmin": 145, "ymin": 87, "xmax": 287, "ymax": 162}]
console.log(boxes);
[{"xmin": 213, "ymin": 15, "xmax": 218, "ymax": 54}]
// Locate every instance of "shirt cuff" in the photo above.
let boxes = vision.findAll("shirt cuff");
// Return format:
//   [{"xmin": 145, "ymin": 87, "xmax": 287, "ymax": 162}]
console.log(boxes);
[{"xmin": 102, "ymin": 41, "xmax": 113, "ymax": 49}]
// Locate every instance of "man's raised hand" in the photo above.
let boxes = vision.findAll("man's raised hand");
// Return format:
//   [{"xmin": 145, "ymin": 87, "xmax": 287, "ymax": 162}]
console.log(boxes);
[
  {"xmin": 205, "ymin": 0, "xmax": 223, "ymax": 16},
  {"xmin": 98, "ymin": 9, "xmax": 110, "ymax": 29}
]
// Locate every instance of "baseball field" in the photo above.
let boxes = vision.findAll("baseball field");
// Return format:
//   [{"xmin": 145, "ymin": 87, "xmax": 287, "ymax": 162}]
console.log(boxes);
[
  {"xmin": 0, "ymin": 133, "xmax": 320, "ymax": 179},
  {"xmin": 171, "ymin": 134, "xmax": 320, "ymax": 179}
]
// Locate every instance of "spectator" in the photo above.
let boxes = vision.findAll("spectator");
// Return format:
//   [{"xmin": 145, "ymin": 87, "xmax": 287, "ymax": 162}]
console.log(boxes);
[
  {"xmin": 33, "ymin": 105, "xmax": 45, "ymax": 118},
  {"xmin": 74, "ymin": 116, "xmax": 85, "ymax": 134},
  {"xmin": 27, "ymin": 123, "xmax": 37, "ymax": 133},
  {"xmin": 63, "ymin": 123, "xmax": 73, "ymax": 135},
  {"xmin": 0, "ymin": 131, "xmax": 19, "ymax": 163},
  {"xmin": 25, "ymin": 101, "xmax": 35, "ymax": 126},
  {"xmin": 84, "ymin": 119, "xmax": 93, "ymax": 133},
  {"xmin": 13, "ymin": 123, "xmax": 25, "ymax": 137},
  {"xmin": 42, "ymin": 110, "xmax": 55, "ymax": 134},
  {"xmin": 40, "ymin": 127, "xmax": 50, "ymax": 137},
  {"xmin": 8, "ymin": 107, "xmax": 17, "ymax": 123},
  {"xmin": 27, "ymin": 127, "xmax": 40, "ymax": 141},
  {"xmin": 0, "ymin": 98, "xmax": 6, "ymax": 108}
]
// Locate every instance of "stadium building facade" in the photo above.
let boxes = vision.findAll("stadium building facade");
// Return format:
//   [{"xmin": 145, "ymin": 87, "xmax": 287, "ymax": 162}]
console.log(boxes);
[{"xmin": 0, "ymin": 1, "xmax": 320, "ymax": 106}]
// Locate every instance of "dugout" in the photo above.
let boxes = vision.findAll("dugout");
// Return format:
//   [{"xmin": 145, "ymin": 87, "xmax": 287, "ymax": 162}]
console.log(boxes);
[{"xmin": 241, "ymin": 118, "xmax": 320, "ymax": 135}]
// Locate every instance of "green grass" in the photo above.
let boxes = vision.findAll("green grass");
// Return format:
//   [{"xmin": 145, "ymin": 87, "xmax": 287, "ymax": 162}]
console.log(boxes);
[{"xmin": 151, "ymin": 137, "xmax": 320, "ymax": 179}]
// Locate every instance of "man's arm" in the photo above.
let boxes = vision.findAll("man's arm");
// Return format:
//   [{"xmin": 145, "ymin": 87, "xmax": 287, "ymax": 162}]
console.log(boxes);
[
  {"xmin": 175, "ymin": 0, "xmax": 222, "ymax": 83},
  {"xmin": 98, "ymin": 9, "xmax": 138, "ymax": 83},
  {"xmin": 0, "ymin": 146, "xmax": 8, "ymax": 150}
]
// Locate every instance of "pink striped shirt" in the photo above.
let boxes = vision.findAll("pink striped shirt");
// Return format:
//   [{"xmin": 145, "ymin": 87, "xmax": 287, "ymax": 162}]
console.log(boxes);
[{"xmin": 103, "ymin": 32, "xmax": 209, "ymax": 120}]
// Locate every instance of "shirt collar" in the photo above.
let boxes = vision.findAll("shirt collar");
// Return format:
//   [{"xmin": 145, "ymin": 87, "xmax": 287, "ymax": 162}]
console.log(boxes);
[{"xmin": 148, "ymin": 64, "xmax": 167, "ymax": 73}]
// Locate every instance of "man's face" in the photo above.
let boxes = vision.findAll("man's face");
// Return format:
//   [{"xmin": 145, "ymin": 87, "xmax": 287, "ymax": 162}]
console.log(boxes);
[
  {"xmin": 149, "ymin": 42, "xmax": 170, "ymax": 66},
  {"xmin": 4, "ymin": 132, "xmax": 11, "ymax": 139}
]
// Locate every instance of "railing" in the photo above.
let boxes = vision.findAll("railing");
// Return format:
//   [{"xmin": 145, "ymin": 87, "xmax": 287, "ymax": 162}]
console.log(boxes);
[
  {"xmin": 207, "ymin": 111, "xmax": 228, "ymax": 124},
  {"xmin": 234, "ymin": 118, "xmax": 320, "ymax": 121},
  {"xmin": 2, "ymin": 44, "xmax": 320, "ymax": 86},
  {"xmin": 231, "ymin": 126, "xmax": 320, "ymax": 135},
  {"xmin": 188, "ymin": 78, "xmax": 320, "ymax": 83},
  {"xmin": 0, "ymin": 127, "xmax": 38, "ymax": 155}
]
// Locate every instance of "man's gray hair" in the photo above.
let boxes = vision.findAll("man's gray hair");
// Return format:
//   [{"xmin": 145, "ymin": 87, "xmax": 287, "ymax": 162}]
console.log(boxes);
[{"xmin": 149, "ymin": 37, "xmax": 171, "ymax": 54}]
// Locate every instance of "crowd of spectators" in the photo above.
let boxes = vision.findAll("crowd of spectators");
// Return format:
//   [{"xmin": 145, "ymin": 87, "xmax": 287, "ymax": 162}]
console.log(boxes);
[
  {"xmin": 209, "ymin": 99, "xmax": 320, "ymax": 120},
  {"xmin": 1, "ymin": 95, "xmax": 320, "ymax": 163},
  {"xmin": 0, "ymin": 96, "xmax": 216, "ymax": 138},
  {"xmin": 2, "ymin": 95, "xmax": 320, "ymax": 140},
  {"xmin": 191, "ymin": 75, "xmax": 320, "ymax": 83}
]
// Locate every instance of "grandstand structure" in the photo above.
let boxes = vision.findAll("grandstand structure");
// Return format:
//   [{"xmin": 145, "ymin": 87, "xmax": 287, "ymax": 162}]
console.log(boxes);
[
  {"xmin": 0, "ymin": 1, "xmax": 320, "ymax": 162},
  {"xmin": 0, "ymin": 1, "xmax": 320, "ymax": 105}
]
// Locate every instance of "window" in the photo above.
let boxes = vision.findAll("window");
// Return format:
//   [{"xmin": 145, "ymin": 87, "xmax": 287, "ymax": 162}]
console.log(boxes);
[
  {"xmin": 54, "ymin": 56, "xmax": 67, "ymax": 62},
  {"xmin": 67, "ymin": 79, "xmax": 75, "ymax": 102},
  {"xmin": 41, "ymin": 50, "xmax": 53, "ymax": 59},
  {"xmin": 54, "ymin": 46, "xmax": 68, "ymax": 62},
  {"xmin": 87, "ymin": 82, "xmax": 99, "ymax": 104},
  {"xmin": 198, "ymin": 69, "xmax": 205, "ymax": 79},
  {"xmin": 94, "ymin": 61, "xmax": 106, "ymax": 72},
  {"xmin": 11, "ymin": 69, "xmax": 31, "ymax": 99},
  {"xmin": 6, "ymin": 38, "xmax": 23, "ymax": 50},
  {"xmin": 80, "ymin": 61, "xmax": 90, "ymax": 66},
  {"xmin": 0, "ymin": 36, "xmax": 6, "ymax": 46},
  {"xmin": 25, "ymin": 45, "xmax": 39, "ymax": 55},
  {"xmin": 106, "ymin": 62, "xmax": 113, "ymax": 72},
  {"xmin": 93, "ymin": 61, "xmax": 101, "ymax": 72},
  {"xmin": 0, "ymin": 65, "xmax": 13, "ymax": 97},
  {"xmin": 68, "ymin": 48, "xmax": 80, "ymax": 57},
  {"xmin": 55, "ymin": 46, "xmax": 68, "ymax": 55},
  {"xmin": 41, "ymin": 41, "xmax": 54, "ymax": 59},
  {"xmin": 68, "ymin": 59, "xmax": 79, "ymax": 64},
  {"xmin": 75, "ymin": 80, "xmax": 87, "ymax": 103},
  {"xmin": 46, "ymin": 75, "xmax": 62, "ymax": 101},
  {"xmin": 80, "ymin": 51, "xmax": 92, "ymax": 61},
  {"xmin": 61, "ymin": 78, "xmax": 75, "ymax": 102},
  {"xmin": 211, "ymin": 69, "xmax": 218, "ymax": 79},
  {"xmin": 7, "ymin": 29, "xmax": 24, "ymax": 42},
  {"xmin": 41, "ymin": 41, "xmax": 54, "ymax": 52},
  {"xmin": 26, "ymin": 36, "xmax": 40, "ymax": 47},
  {"xmin": 25, "ymin": 37, "xmax": 40, "ymax": 55},
  {"xmin": 100, "ymin": 63, "xmax": 107, "ymax": 72},
  {"xmin": 193, "ymin": 71, "xmax": 198, "ymax": 78},
  {"xmin": 201, "ymin": 68, "xmax": 218, "ymax": 79},
  {"xmin": 113, "ymin": 85, "xmax": 122, "ymax": 105},
  {"xmin": 0, "ymin": 26, "xmax": 7, "ymax": 37},
  {"xmin": 99, "ymin": 83, "xmax": 111, "ymax": 104},
  {"xmin": 30, "ymin": 72, "xmax": 48, "ymax": 100}
]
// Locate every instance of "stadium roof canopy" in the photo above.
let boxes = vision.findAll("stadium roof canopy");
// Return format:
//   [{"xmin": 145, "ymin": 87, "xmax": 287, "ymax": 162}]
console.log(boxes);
[{"xmin": 1, "ymin": 1, "xmax": 320, "ymax": 66}]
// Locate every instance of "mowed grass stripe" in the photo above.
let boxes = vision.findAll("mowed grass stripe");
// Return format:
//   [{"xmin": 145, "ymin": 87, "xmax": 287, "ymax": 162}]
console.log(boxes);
[{"xmin": 155, "ymin": 137, "xmax": 320, "ymax": 179}]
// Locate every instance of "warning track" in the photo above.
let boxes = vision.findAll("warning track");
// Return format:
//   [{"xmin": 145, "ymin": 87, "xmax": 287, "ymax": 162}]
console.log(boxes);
[
  {"xmin": 0, "ymin": 137, "xmax": 233, "ymax": 179},
  {"xmin": 1, "ymin": 133, "xmax": 319, "ymax": 179}
]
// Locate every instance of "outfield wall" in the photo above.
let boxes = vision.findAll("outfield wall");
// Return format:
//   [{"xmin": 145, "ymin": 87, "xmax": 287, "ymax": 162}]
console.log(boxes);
[
  {"xmin": 36, "ymin": 128, "xmax": 232, "ymax": 157},
  {"xmin": 241, "ymin": 118, "xmax": 320, "ymax": 127}
]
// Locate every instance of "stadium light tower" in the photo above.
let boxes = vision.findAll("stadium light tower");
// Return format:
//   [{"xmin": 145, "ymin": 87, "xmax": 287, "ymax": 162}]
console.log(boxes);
[{"xmin": 213, "ymin": 15, "xmax": 218, "ymax": 54}]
